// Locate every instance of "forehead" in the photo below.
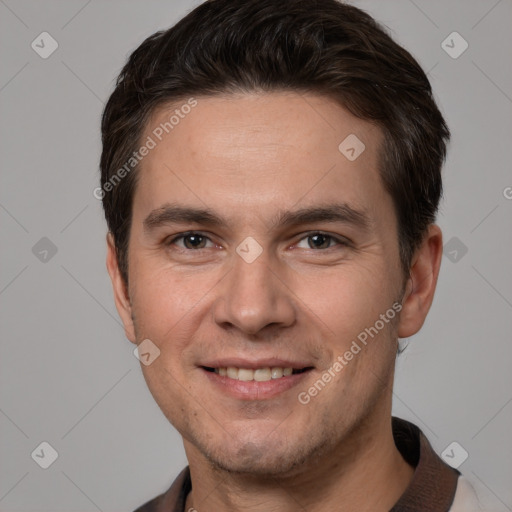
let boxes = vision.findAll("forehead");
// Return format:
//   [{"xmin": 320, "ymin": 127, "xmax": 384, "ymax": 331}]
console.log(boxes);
[{"xmin": 135, "ymin": 92, "xmax": 388, "ymax": 223}]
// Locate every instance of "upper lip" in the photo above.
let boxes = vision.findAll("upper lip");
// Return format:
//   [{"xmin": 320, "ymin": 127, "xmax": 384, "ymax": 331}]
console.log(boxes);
[{"xmin": 200, "ymin": 358, "xmax": 313, "ymax": 369}]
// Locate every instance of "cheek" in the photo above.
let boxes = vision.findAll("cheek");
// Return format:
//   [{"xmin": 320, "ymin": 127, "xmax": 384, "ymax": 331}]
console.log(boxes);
[
  {"xmin": 293, "ymin": 264, "xmax": 397, "ymax": 343},
  {"xmin": 128, "ymin": 263, "xmax": 225, "ymax": 382},
  {"xmin": 139, "ymin": 362, "xmax": 197, "ymax": 435},
  {"xmin": 129, "ymin": 258, "xmax": 214, "ymax": 337}
]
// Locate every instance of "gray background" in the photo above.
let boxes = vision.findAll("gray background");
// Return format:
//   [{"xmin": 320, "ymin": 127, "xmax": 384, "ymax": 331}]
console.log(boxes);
[{"xmin": 1, "ymin": 0, "xmax": 511, "ymax": 510}]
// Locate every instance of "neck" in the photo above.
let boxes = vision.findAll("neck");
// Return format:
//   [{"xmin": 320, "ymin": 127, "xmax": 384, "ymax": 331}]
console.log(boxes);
[{"xmin": 184, "ymin": 412, "xmax": 414, "ymax": 512}]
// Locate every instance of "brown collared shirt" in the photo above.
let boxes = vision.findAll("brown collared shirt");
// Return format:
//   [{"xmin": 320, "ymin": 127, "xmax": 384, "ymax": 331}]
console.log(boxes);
[{"xmin": 133, "ymin": 417, "xmax": 471, "ymax": 512}]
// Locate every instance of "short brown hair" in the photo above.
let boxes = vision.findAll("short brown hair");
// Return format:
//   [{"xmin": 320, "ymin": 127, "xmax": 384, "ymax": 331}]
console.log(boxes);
[{"xmin": 100, "ymin": 0, "xmax": 450, "ymax": 285}]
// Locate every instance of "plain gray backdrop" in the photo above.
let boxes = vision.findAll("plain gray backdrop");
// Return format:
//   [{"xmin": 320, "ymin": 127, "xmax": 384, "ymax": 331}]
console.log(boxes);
[{"xmin": 1, "ymin": 0, "xmax": 511, "ymax": 510}]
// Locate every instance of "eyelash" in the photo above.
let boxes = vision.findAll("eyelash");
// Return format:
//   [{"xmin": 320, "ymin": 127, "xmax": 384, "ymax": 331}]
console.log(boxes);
[{"xmin": 165, "ymin": 231, "xmax": 350, "ymax": 251}]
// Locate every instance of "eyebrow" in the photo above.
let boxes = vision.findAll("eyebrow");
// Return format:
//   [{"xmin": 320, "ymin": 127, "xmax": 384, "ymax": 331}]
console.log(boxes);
[{"xmin": 143, "ymin": 202, "xmax": 371, "ymax": 234}]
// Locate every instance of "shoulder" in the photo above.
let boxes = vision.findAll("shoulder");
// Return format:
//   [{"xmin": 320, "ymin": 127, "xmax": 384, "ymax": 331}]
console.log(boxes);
[{"xmin": 450, "ymin": 476, "xmax": 483, "ymax": 512}]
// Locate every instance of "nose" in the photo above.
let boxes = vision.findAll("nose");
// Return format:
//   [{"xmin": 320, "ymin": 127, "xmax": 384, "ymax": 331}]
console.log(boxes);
[{"xmin": 212, "ymin": 249, "xmax": 296, "ymax": 336}]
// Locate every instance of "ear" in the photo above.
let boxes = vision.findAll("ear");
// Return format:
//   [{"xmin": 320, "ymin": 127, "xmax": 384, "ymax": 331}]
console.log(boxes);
[
  {"xmin": 397, "ymin": 224, "xmax": 443, "ymax": 338},
  {"xmin": 106, "ymin": 233, "xmax": 136, "ymax": 343}
]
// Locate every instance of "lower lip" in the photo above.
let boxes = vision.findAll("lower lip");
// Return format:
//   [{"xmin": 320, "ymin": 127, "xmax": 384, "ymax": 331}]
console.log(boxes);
[{"xmin": 201, "ymin": 368, "xmax": 312, "ymax": 400}]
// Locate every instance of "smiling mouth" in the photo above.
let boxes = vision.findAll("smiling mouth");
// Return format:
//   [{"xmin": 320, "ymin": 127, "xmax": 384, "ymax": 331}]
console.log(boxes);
[{"xmin": 202, "ymin": 366, "xmax": 313, "ymax": 382}]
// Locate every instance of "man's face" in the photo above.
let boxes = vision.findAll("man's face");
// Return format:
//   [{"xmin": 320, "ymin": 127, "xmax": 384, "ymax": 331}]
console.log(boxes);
[{"xmin": 112, "ymin": 92, "xmax": 408, "ymax": 475}]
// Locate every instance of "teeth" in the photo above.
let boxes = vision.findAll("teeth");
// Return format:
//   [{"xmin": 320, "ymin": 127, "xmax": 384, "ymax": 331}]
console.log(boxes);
[
  {"xmin": 227, "ymin": 367, "xmax": 238, "ymax": 379},
  {"xmin": 254, "ymin": 368, "xmax": 271, "ymax": 381},
  {"xmin": 238, "ymin": 368, "xmax": 254, "ymax": 381},
  {"xmin": 271, "ymin": 367, "xmax": 283, "ymax": 379},
  {"xmin": 213, "ymin": 366, "xmax": 296, "ymax": 381}
]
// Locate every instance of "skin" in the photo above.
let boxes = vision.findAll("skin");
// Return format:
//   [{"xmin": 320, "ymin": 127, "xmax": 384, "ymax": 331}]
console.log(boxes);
[{"xmin": 106, "ymin": 92, "xmax": 443, "ymax": 512}]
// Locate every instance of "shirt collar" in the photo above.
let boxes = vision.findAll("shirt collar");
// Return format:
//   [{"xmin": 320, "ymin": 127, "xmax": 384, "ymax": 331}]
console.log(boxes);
[{"xmin": 390, "ymin": 417, "xmax": 459, "ymax": 511}]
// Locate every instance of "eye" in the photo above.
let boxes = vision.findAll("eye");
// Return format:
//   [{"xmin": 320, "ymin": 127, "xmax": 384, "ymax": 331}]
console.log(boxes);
[
  {"xmin": 295, "ymin": 232, "xmax": 349, "ymax": 250},
  {"xmin": 167, "ymin": 232, "xmax": 216, "ymax": 250},
  {"xmin": 165, "ymin": 231, "xmax": 349, "ymax": 252}
]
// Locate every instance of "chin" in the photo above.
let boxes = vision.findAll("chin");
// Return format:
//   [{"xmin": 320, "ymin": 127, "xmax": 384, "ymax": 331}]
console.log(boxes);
[
  {"xmin": 193, "ymin": 426, "xmax": 336, "ymax": 477},
  {"xmin": 207, "ymin": 446, "xmax": 304, "ymax": 476}
]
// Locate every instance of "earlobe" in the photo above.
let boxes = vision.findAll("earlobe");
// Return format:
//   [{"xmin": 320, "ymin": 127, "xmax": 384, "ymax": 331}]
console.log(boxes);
[
  {"xmin": 397, "ymin": 225, "xmax": 443, "ymax": 338},
  {"xmin": 105, "ymin": 233, "xmax": 137, "ymax": 343}
]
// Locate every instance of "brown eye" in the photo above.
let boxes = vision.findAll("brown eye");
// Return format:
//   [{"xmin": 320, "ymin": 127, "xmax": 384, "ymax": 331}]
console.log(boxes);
[
  {"xmin": 308, "ymin": 234, "xmax": 332, "ymax": 249},
  {"xmin": 182, "ymin": 234, "xmax": 207, "ymax": 249},
  {"xmin": 168, "ymin": 232, "xmax": 214, "ymax": 250},
  {"xmin": 296, "ymin": 232, "xmax": 348, "ymax": 250}
]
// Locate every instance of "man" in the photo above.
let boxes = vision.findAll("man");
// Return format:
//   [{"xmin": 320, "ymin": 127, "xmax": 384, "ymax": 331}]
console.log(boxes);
[{"xmin": 100, "ymin": 0, "xmax": 482, "ymax": 510}]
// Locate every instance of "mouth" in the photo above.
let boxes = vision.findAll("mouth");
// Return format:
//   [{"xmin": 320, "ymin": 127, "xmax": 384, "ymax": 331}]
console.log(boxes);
[
  {"xmin": 202, "ymin": 366, "xmax": 312, "ymax": 381},
  {"xmin": 200, "ymin": 363, "xmax": 314, "ymax": 400}
]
